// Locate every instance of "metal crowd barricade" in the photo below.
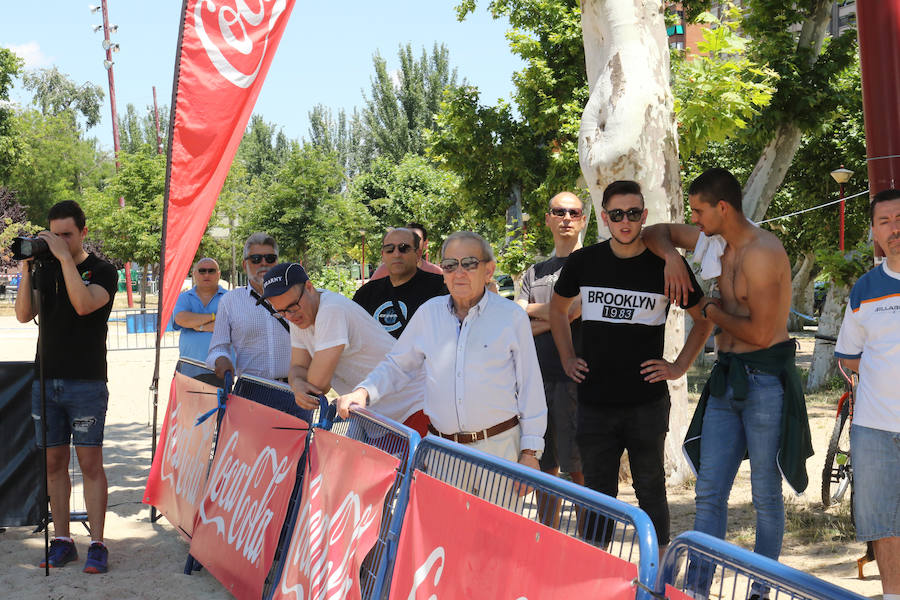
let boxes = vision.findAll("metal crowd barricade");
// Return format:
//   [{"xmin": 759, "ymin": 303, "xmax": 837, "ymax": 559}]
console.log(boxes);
[
  {"xmin": 326, "ymin": 407, "xmax": 421, "ymax": 600},
  {"xmin": 233, "ymin": 374, "xmax": 316, "ymax": 424},
  {"xmin": 412, "ymin": 436, "xmax": 660, "ymax": 600},
  {"xmin": 656, "ymin": 531, "xmax": 867, "ymax": 600},
  {"xmin": 106, "ymin": 308, "xmax": 178, "ymax": 351}
]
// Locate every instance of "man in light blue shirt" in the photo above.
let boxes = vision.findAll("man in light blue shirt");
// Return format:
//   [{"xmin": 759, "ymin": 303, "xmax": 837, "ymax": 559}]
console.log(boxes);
[{"xmin": 172, "ymin": 258, "xmax": 227, "ymax": 362}]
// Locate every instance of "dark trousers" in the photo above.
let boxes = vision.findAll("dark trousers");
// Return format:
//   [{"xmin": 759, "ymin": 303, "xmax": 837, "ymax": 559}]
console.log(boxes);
[{"xmin": 576, "ymin": 396, "xmax": 671, "ymax": 545}]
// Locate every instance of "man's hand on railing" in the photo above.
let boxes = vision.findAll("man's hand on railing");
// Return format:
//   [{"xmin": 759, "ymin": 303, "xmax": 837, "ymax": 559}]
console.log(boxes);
[{"xmin": 336, "ymin": 388, "xmax": 369, "ymax": 419}]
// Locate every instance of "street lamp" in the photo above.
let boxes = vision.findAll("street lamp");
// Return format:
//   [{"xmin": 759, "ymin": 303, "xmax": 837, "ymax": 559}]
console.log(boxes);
[
  {"xmin": 830, "ymin": 166, "xmax": 854, "ymax": 252},
  {"xmin": 360, "ymin": 229, "xmax": 367, "ymax": 282}
]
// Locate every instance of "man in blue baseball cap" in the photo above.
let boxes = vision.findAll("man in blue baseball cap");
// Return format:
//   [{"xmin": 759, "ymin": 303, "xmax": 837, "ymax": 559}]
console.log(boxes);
[{"xmin": 260, "ymin": 263, "xmax": 425, "ymax": 432}]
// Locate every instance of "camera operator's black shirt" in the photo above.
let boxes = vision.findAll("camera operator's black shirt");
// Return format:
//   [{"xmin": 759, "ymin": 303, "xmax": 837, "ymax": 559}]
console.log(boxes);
[
  {"xmin": 554, "ymin": 241, "xmax": 702, "ymax": 406},
  {"xmin": 34, "ymin": 253, "xmax": 118, "ymax": 381}
]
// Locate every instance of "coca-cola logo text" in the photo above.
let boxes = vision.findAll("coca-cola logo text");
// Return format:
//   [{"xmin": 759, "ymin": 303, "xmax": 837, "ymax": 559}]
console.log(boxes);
[{"xmin": 160, "ymin": 401, "xmax": 215, "ymax": 508}]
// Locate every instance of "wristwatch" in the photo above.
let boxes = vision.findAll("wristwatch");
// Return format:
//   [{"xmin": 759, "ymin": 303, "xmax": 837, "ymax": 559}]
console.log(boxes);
[{"xmin": 521, "ymin": 449, "xmax": 537, "ymax": 456}]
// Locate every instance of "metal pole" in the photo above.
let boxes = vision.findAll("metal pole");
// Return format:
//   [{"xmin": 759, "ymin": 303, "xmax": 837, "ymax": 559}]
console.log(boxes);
[
  {"xmin": 152, "ymin": 86, "xmax": 163, "ymax": 155},
  {"xmin": 839, "ymin": 181, "xmax": 845, "ymax": 252},
  {"xmin": 100, "ymin": 0, "xmax": 134, "ymax": 307}
]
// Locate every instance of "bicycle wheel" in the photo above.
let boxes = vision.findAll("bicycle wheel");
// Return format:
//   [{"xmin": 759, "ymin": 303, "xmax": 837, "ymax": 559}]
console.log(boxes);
[{"xmin": 822, "ymin": 399, "xmax": 852, "ymax": 507}]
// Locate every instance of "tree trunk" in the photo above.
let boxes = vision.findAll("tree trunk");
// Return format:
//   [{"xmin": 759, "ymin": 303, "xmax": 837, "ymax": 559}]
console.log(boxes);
[
  {"xmin": 787, "ymin": 252, "xmax": 815, "ymax": 331},
  {"xmin": 580, "ymin": 0, "xmax": 691, "ymax": 483},
  {"xmin": 806, "ymin": 283, "xmax": 849, "ymax": 391},
  {"xmin": 741, "ymin": 0, "xmax": 833, "ymax": 221}
]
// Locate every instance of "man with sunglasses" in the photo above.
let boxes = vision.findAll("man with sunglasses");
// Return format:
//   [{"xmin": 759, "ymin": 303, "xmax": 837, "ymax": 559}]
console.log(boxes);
[
  {"xmin": 353, "ymin": 228, "xmax": 447, "ymax": 339},
  {"xmin": 516, "ymin": 192, "xmax": 588, "ymax": 515},
  {"xmin": 207, "ymin": 233, "xmax": 291, "ymax": 383},
  {"xmin": 259, "ymin": 262, "xmax": 425, "ymax": 432},
  {"xmin": 337, "ymin": 231, "xmax": 547, "ymax": 475},
  {"xmin": 549, "ymin": 180, "xmax": 713, "ymax": 551},
  {"xmin": 172, "ymin": 258, "xmax": 227, "ymax": 362},
  {"xmin": 370, "ymin": 222, "xmax": 443, "ymax": 279}
]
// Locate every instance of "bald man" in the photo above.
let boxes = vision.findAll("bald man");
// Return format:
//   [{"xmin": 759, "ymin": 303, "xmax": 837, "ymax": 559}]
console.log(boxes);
[{"xmin": 172, "ymin": 257, "xmax": 227, "ymax": 362}]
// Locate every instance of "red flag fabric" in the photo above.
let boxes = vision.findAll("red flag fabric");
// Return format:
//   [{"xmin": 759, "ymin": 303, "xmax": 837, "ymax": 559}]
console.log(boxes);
[
  {"xmin": 160, "ymin": 0, "xmax": 296, "ymax": 331},
  {"xmin": 273, "ymin": 429, "xmax": 401, "ymax": 600},
  {"xmin": 666, "ymin": 584, "xmax": 696, "ymax": 600},
  {"xmin": 389, "ymin": 472, "xmax": 638, "ymax": 600},
  {"xmin": 143, "ymin": 373, "xmax": 219, "ymax": 538},
  {"xmin": 189, "ymin": 394, "xmax": 308, "ymax": 600}
]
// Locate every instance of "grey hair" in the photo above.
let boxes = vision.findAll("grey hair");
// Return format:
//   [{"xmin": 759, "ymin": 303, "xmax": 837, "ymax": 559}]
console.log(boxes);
[
  {"xmin": 440, "ymin": 231, "xmax": 495, "ymax": 262},
  {"xmin": 243, "ymin": 232, "xmax": 278, "ymax": 259},
  {"xmin": 381, "ymin": 227, "xmax": 420, "ymax": 249}
]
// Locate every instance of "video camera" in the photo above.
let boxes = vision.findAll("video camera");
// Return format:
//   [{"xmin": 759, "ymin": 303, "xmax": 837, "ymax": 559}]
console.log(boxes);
[{"xmin": 10, "ymin": 236, "xmax": 52, "ymax": 261}]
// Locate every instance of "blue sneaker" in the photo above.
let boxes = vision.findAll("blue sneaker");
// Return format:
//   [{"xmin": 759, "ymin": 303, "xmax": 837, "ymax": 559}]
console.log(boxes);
[
  {"xmin": 83, "ymin": 542, "xmax": 108, "ymax": 574},
  {"xmin": 39, "ymin": 538, "xmax": 78, "ymax": 568}
]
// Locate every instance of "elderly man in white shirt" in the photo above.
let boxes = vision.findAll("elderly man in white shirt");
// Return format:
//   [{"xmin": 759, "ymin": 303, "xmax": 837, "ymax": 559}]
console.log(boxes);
[{"xmin": 338, "ymin": 231, "xmax": 547, "ymax": 471}]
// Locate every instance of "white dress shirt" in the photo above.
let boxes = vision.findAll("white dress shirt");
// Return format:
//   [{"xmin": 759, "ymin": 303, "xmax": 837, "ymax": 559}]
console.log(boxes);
[
  {"xmin": 359, "ymin": 290, "xmax": 547, "ymax": 451},
  {"xmin": 206, "ymin": 286, "xmax": 291, "ymax": 380}
]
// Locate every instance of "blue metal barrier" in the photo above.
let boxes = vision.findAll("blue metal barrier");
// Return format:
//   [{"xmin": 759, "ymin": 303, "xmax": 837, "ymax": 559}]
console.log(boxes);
[
  {"xmin": 412, "ymin": 436, "xmax": 660, "ymax": 600},
  {"xmin": 329, "ymin": 407, "xmax": 421, "ymax": 600},
  {"xmin": 233, "ymin": 374, "xmax": 315, "ymax": 424},
  {"xmin": 657, "ymin": 531, "xmax": 867, "ymax": 600}
]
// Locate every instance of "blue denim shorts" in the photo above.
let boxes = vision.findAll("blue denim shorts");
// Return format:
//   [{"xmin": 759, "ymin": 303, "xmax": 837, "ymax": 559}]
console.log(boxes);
[
  {"xmin": 31, "ymin": 379, "xmax": 109, "ymax": 448},
  {"xmin": 851, "ymin": 424, "xmax": 900, "ymax": 541}
]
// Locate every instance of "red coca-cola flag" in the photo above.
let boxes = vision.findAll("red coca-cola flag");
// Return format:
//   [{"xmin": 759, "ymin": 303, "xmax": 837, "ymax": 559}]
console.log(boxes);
[
  {"xmin": 389, "ymin": 472, "xmax": 638, "ymax": 600},
  {"xmin": 143, "ymin": 373, "xmax": 219, "ymax": 538},
  {"xmin": 666, "ymin": 584, "xmax": 696, "ymax": 600},
  {"xmin": 273, "ymin": 429, "xmax": 401, "ymax": 600},
  {"xmin": 159, "ymin": 0, "xmax": 297, "ymax": 332},
  {"xmin": 190, "ymin": 394, "xmax": 308, "ymax": 600}
]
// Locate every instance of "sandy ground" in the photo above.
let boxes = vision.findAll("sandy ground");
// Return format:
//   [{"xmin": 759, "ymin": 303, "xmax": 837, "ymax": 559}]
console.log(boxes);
[{"xmin": 0, "ymin": 315, "xmax": 883, "ymax": 599}]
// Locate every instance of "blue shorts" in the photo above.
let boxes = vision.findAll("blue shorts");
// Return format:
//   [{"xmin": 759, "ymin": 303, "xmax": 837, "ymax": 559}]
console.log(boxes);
[
  {"xmin": 31, "ymin": 379, "xmax": 109, "ymax": 448},
  {"xmin": 851, "ymin": 424, "xmax": 900, "ymax": 541}
]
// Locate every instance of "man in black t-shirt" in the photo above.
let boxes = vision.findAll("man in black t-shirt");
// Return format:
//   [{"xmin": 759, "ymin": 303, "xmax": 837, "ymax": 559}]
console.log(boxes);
[
  {"xmin": 549, "ymin": 181, "xmax": 713, "ymax": 547},
  {"xmin": 353, "ymin": 227, "xmax": 447, "ymax": 339},
  {"xmin": 15, "ymin": 200, "xmax": 117, "ymax": 574}
]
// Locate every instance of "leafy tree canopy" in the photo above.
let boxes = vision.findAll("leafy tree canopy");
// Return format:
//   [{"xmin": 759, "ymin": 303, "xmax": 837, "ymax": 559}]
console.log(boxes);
[{"xmin": 22, "ymin": 66, "xmax": 104, "ymax": 130}]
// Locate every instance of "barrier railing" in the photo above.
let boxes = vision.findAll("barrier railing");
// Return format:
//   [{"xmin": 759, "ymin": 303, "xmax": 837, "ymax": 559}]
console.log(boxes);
[
  {"xmin": 411, "ymin": 436, "xmax": 660, "ymax": 600},
  {"xmin": 657, "ymin": 531, "xmax": 868, "ymax": 600},
  {"xmin": 328, "ymin": 407, "xmax": 421, "ymax": 600},
  {"xmin": 106, "ymin": 308, "xmax": 178, "ymax": 351},
  {"xmin": 233, "ymin": 374, "xmax": 315, "ymax": 424}
]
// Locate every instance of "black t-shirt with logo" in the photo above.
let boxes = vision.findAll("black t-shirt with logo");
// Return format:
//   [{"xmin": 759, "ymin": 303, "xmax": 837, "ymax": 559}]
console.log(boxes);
[
  {"xmin": 517, "ymin": 256, "xmax": 582, "ymax": 381},
  {"xmin": 33, "ymin": 253, "xmax": 118, "ymax": 380},
  {"xmin": 554, "ymin": 241, "xmax": 702, "ymax": 406},
  {"xmin": 352, "ymin": 268, "xmax": 448, "ymax": 338}
]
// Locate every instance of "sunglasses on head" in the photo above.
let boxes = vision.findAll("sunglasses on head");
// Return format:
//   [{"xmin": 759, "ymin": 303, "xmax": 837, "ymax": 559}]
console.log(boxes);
[
  {"xmin": 382, "ymin": 243, "xmax": 414, "ymax": 254},
  {"xmin": 605, "ymin": 208, "xmax": 643, "ymax": 223},
  {"xmin": 247, "ymin": 253, "xmax": 278, "ymax": 264},
  {"xmin": 197, "ymin": 267, "xmax": 218, "ymax": 274},
  {"xmin": 549, "ymin": 207, "xmax": 584, "ymax": 218},
  {"xmin": 440, "ymin": 257, "xmax": 482, "ymax": 273}
]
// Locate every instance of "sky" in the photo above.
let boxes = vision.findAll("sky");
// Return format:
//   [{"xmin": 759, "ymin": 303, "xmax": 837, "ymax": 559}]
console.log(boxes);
[{"xmin": 1, "ymin": 1, "xmax": 525, "ymax": 153}]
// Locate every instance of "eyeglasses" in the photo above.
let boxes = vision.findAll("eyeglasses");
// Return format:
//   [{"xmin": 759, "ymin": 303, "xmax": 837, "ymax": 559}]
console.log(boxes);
[
  {"xmin": 549, "ymin": 207, "xmax": 584, "ymax": 218},
  {"xmin": 605, "ymin": 208, "xmax": 644, "ymax": 223},
  {"xmin": 440, "ymin": 257, "xmax": 482, "ymax": 273},
  {"xmin": 273, "ymin": 286, "xmax": 305, "ymax": 318},
  {"xmin": 382, "ymin": 243, "xmax": 414, "ymax": 254},
  {"xmin": 197, "ymin": 268, "xmax": 218, "ymax": 274},
  {"xmin": 247, "ymin": 253, "xmax": 277, "ymax": 264}
]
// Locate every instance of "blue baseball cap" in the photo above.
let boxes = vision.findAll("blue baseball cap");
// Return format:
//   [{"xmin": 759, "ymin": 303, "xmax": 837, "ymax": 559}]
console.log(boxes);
[{"xmin": 259, "ymin": 262, "xmax": 309, "ymax": 300}]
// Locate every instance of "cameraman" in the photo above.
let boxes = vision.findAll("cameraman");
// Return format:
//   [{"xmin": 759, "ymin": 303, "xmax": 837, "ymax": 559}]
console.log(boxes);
[{"xmin": 15, "ymin": 200, "xmax": 117, "ymax": 574}]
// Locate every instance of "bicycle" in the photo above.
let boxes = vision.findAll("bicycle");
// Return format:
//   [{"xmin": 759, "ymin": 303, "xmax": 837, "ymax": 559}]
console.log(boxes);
[{"xmin": 815, "ymin": 333, "xmax": 874, "ymax": 579}]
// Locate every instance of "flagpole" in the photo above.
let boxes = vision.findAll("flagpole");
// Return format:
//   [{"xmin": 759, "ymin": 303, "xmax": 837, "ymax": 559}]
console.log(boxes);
[{"xmin": 150, "ymin": 0, "xmax": 190, "ymax": 523}]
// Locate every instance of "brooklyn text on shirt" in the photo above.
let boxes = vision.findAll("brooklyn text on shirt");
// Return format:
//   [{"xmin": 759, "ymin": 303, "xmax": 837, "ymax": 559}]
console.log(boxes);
[{"xmin": 580, "ymin": 286, "xmax": 668, "ymax": 325}]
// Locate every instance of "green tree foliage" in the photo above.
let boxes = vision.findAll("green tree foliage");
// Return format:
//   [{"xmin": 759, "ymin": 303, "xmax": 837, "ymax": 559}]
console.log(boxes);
[
  {"xmin": 0, "ymin": 48, "xmax": 24, "ymax": 181},
  {"xmin": 118, "ymin": 102, "xmax": 169, "ymax": 155},
  {"xmin": 307, "ymin": 103, "xmax": 371, "ymax": 179},
  {"xmin": 22, "ymin": 66, "xmax": 104, "ymax": 130},
  {"xmin": 235, "ymin": 114, "xmax": 293, "ymax": 184},
  {"xmin": 363, "ymin": 43, "xmax": 459, "ymax": 161}
]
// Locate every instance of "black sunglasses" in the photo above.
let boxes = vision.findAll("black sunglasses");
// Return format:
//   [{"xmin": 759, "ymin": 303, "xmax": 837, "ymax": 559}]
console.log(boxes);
[
  {"xmin": 197, "ymin": 268, "xmax": 218, "ymax": 274},
  {"xmin": 605, "ymin": 208, "xmax": 643, "ymax": 223},
  {"xmin": 247, "ymin": 253, "xmax": 278, "ymax": 264},
  {"xmin": 382, "ymin": 243, "xmax": 414, "ymax": 254},
  {"xmin": 549, "ymin": 207, "xmax": 584, "ymax": 218},
  {"xmin": 440, "ymin": 257, "xmax": 482, "ymax": 273}
]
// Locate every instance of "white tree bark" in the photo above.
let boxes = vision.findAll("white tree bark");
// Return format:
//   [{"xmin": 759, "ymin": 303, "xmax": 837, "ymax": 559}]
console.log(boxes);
[
  {"xmin": 579, "ymin": 0, "xmax": 691, "ymax": 483},
  {"xmin": 741, "ymin": 0, "xmax": 833, "ymax": 221},
  {"xmin": 787, "ymin": 252, "xmax": 816, "ymax": 331},
  {"xmin": 807, "ymin": 283, "xmax": 849, "ymax": 391}
]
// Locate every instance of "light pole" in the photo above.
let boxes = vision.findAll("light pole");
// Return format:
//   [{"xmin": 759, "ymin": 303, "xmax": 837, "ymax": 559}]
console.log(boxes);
[
  {"xmin": 91, "ymin": 2, "xmax": 134, "ymax": 307},
  {"xmin": 360, "ymin": 230, "xmax": 367, "ymax": 282},
  {"xmin": 830, "ymin": 166, "xmax": 854, "ymax": 252}
]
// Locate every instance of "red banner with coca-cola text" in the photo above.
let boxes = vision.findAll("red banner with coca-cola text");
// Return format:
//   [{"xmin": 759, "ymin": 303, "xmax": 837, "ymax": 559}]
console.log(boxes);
[
  {"xmin": 389, "ymin": 472, "xmax": 638, "ymax": 599},
  {"xmin": 666, "ymin": 584, "xmax": 695, "ymax": 600},
  {"xmin": 143, "ymin": 372, "xmax": 219, "ymax": 538},
  {"xmin": 272, "ymin": 429, "xmax": 401, "ymax": 600},
  {"xmin": 159, "ymin": 0, "xmax": 297, "ymax": 333},
  {"xmin": 190, "ymin": 394, "xmax": 308, "ymax": 600}
]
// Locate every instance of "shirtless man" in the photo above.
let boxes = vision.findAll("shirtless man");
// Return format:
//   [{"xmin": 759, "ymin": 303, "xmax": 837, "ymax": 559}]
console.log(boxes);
[{"xmin": 643, "ymin": 168, "xmax": 812, "ymax": 589}]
